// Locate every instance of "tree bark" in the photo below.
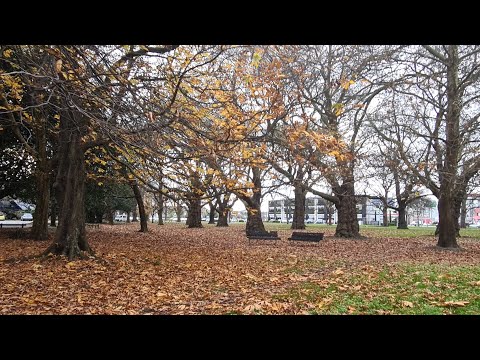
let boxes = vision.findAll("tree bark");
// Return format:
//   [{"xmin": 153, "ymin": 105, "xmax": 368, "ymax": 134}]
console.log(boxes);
[
  {"xmin": 437, "ymin": 195, "xmax": 458, "ymax": 248},
  {"xmin": 45, "ymin": 112, "xmax": 92, "ymax": 260},
  {"xmin": 244, "ymin": 167, "xmax": 267, "ymax": 236},
  {"xmin": 208, "ymin": 202, "xmax": 216, "ymax": 224},
  {"xmin": 107, "ymin": 210, "xmax": 114, "ymax": 225},
  {"xmin": 31, "ymin": 168, "xmax": 50, "ymax": 240},
  {"xmin": 95, "ymin": 211, "xmax": 103, "ymax": 224},
  {"xmin": 460, "ymin": 196, "xmax": 467, "ymax": 229},
  {"xmin": 246, "ymin": 207, "xmax": 266, "ymax": 235},
  {"xmin": 30, "ymin": 122, "xmax": 50, "ymax": 240},
  {"xmin": 452, "ymin": 187, "xmax": 465, "ymax": 236},
  {"xmin": 437, "ymin": 45, "xmax": 460, "ymax": 249},
  {"xmin": 176, "ymin": 202, "xmax": 182, "ymax": 222},
  {"xmin": 217, "ymin": 203, "xmax": 228, "ymax": 227},
  {"xmin": 132, "ymin": 182, "xmax": 148, "ymax": 232},
  {"xmin": 333, "ymin": 180, "xmax": 360, "ymax": 238},
  {"xmin": 157, "ymin": 193, "xmax": 164, "ymax": 225},
  {"xmin": 382, "ymin": 199, "xmax": 388, "ymax": 226},
  {"xmin": 291, "ymin": 176, "xmax": 306, "ymax": 230},
  {"xmin": 132, "ymin": 207, "xmax": 138, "ymax": 222},
  {"xmin": 186, "ymin": 198, "xmax": 202, "ymax": 228},
  {"xmin": 126, "ymin": 211, "xmax": 131, "ymax": 223},
  {"xmin": 397, "ymin": 204, "xmax": 408, "ymax": 229},
  {"xmin": 50, "ymin": 201, "xmax": 56, "ymax": 227}
]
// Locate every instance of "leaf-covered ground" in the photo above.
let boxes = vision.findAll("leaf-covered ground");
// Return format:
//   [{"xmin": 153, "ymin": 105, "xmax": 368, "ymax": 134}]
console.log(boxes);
[{"xmin": 1, "ymin": 224, "xmax": 480, "ymax": 314}]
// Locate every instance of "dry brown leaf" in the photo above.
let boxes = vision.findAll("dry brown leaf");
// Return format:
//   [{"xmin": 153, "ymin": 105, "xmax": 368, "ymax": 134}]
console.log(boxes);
[
  {"xmin": 332, "ymin": 268, "xmax": 344, "ymax": 276},
  {"xmin": 443, "ymin": 300, "xmax": 469, "ymax": 307},
  {"xmin": 1, "ymin": 223, "xmax": 480, "ymax": 315}
]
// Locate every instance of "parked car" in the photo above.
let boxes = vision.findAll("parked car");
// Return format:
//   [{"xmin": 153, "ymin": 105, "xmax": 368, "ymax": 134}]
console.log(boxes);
[
  {"xmin": 114, "ymin": 214, "xmax": 127, "ymax": 222},
  {"xmin": 21, "ymin": 213, "xmax": 33, "ymax": 221},
  {"xmin": 470, "ymin": 223, "xmax": 480, "ymax": 228},
  {"xmin": 305, "ymin": 219, "xmax": 314, "ymax": 224},
  {"xmin": 0, "ymin": 211, "xmax": 5, "ymax": 221}
]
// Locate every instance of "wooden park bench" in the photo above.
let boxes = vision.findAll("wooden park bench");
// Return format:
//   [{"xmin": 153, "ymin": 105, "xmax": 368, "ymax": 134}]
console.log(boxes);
[
  {"xmin": 86, "ymin": 223, "xmax": 100, "ymax": 229},
  {"xmin": 288, "ymin": 231, "xmax": 323, "ymax": 245},
  {"xmin": 247, "ymin": 231, "xmax": 280, "ymax": 245}
]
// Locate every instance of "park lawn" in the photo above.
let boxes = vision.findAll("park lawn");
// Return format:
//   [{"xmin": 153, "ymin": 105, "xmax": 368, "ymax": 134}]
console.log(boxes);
[
  {"xmin": 1, "ymin": 223, "xmax": 480, "ymax": 314},
  {"xmin": 274, "ymin": 263, "xmax": 480, "ymax": 315},
  {"xmin": 227, "ymin": 221, "xmax": 480, "ymax": 239}
]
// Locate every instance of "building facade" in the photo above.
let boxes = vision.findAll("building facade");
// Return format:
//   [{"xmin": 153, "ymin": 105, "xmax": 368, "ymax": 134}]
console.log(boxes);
[
  {"xmin": 267, "ymin": 196, "xmax": 401, "ymax": 225},
  {"xmin": 267, "ymin": 197, "xmax": 335, "ymax": 223},
  {"xmin": 465, "ymin": 194, "xmax": 480, "ymax": 225}
]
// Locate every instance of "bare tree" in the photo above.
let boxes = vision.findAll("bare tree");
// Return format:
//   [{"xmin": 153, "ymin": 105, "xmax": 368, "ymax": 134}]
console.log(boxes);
[{"xmin": 372, "ymin": 45, "xmax": 480, "ymax": 248}]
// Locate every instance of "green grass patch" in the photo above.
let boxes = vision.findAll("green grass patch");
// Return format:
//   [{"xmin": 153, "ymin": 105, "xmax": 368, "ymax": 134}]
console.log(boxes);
[
  {"xmin": 229, "ymin": 222, "xmax": 480, "ymax": 239},
  {"xmin": 276, "ymin": 263, "xmax": 480, "ymax": 314}
]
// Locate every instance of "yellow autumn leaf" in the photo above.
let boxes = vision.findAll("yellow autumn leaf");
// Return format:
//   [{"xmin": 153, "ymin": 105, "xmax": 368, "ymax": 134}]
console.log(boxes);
[
  {"xmin": 340, "ymin": 78, "xmax": 355, "ymax": 90},
  {"xmin": 3, "ymin": 49, "xmax": 13, "ymax": 58},
  {"xmin": 55, "ymin": 59, "xmax": 63, "ymax": 73},
  {"xmin": 332, "ymin": 103, "xmax": 344, "ymax": 116}
]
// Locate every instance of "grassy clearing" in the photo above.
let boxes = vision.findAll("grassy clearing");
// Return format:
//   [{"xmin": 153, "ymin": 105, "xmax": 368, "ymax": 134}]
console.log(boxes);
[
  {"xmin": 276, "ymin": 263, "xmax": 480, "ymax": 314},
  {"xmin": 225, "ymin": 222, "xmax": 480, "ymax": 239}
]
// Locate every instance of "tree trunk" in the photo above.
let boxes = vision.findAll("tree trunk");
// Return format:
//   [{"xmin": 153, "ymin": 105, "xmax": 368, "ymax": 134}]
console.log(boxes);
[
  {"xmin": 452, "ymin": 188, "xmax": 464, "ymax": 236},
  {"xmin": 437, "ymin": 194, "xmax": 458, "ymax": 248},
  {"xmin": 157, "ymin": 193, "xmax": 164, "ymax": 225},
  {"xmin": 460, "ymin": 196, "xmax": 467, "ymax": 229},
  {"xmin": 382, "ymin": 197, "xmax": 388, "ymax": 227},
  {"xmin": 382, "ymin": 210, "xmax": 388, "ymax": 227},
  {"xmin": 86, "ymin": 210, "xmax": 95, "ymax": 223},
  {"xmin": 132, "ymin": 207, "xmax": 138, "ymax": 222},
  {"xmin": 437, "ymin": 45, "xmax": 460, "ymax": 249},
  {"xmin": 217, "ymin": 213, "xmax": 228, "ymax": 226},
  {"xmin": 217, "ymin": 203, "xmax": 228, "ymax": 227},
  {"xmin": 186, "ymin": 198, "xmax": 202, "ymax": 228},
  {"xmin": 50, "ymin": 201, "xmax": 56, "ymax": 227},
  {"xmin": 291, "ymin": 181, "xmax": 306, "ymax": 230},
  {"xmin": 31, "ymin": 131, "xmax": 50, "ymax": 240},
  {"xmin": 397, "ymin": 204, "xmax": 408, "ymax": 229},
  {"xmin": 246, "ymin": 206, "xmax": 266, "ymax": 236},
  {"xmin": 107, "ymin": 210, "xmax": 114, "ymax": 225},
  {"xmin": 333, "ymin": 181, "xmax": 360, "ymax": 238},
  {"xmin": 208, "ymin": 202, "xmax": 216, "ymax": 224},
  {"xmin": 176, "ymin": 202, "xmax": 182, "ymax": 222},
  {"xmin": 132, "ymin": 183, "xmax": 148, "ymax": 232},
  {"xmin": 126, "ymin": 211, "xmax": 131, "ymax": 223},
  {"xmin": 244, "ymin": 166, "xmax": 267, "ymax": 236},
  {"xmin": 31, "ymin": 170, "xmax": 50, "ymax": 240},
  {"xmin": 95, "ymin": 211, "xmax": 103, "ymax": 224},
  {"xmin": 45, "ymin": 113, "xmax": 92, "ymax": 260}
]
